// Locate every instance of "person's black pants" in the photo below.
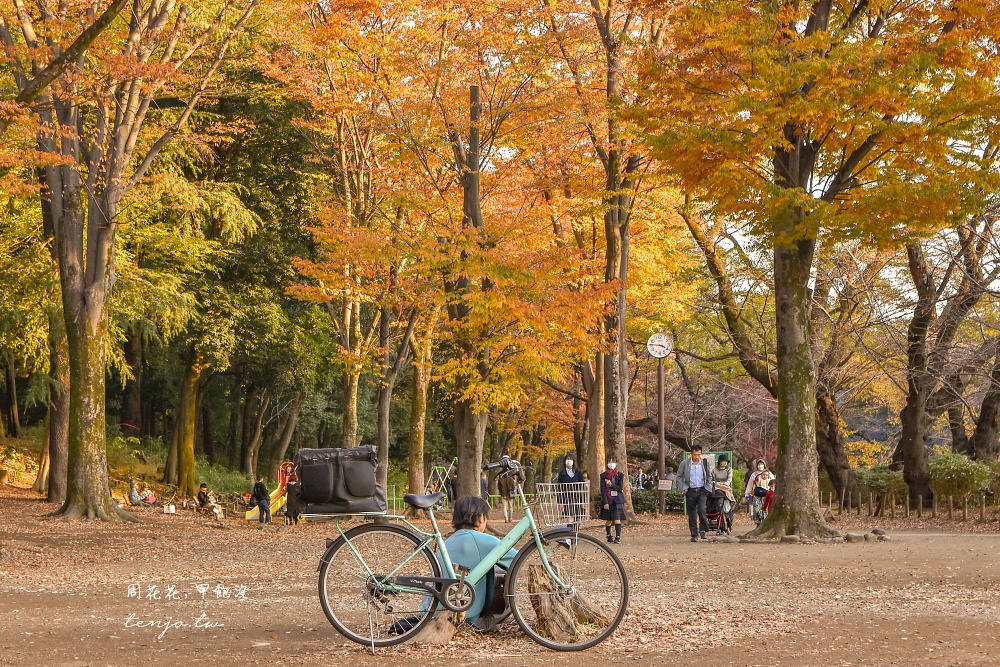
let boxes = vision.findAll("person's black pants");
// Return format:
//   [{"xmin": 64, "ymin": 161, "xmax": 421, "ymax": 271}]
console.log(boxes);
[{"xmin": 686, "ymin": 488, "xmax": 709, "ymax": 537}]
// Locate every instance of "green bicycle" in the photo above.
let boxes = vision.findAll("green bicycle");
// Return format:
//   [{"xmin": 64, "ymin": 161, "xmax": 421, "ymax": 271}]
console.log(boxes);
[{"xmin": 311, "ymin": 456, "xmax": 629, "ymax": 651}]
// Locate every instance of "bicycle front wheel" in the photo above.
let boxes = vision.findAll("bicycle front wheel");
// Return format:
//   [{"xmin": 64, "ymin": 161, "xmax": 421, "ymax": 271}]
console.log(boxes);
[
  {"xmin": 318, "ymin": 522, "xmax": 440, "ymax": 647},
  {"xmin": 506, "ymin": 530, "xmax": 628, "ymax": 651}
]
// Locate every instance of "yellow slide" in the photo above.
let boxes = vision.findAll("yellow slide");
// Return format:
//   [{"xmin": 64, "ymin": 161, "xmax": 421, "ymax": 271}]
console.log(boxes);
[{"xmin": 245, "ymin": 486, "xmax": 286, "ymax": 521}]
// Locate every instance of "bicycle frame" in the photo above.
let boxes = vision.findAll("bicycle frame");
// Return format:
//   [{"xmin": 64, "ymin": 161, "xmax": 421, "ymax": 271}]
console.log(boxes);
[{"xmin": 327, "ymin": 472, "xmax": 571, "ymax": 597}]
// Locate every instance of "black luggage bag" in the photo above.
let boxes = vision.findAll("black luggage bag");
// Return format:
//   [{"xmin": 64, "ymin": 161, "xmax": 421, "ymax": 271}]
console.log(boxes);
[{"xmin": 296, "ymin": 445, "xmax": 386, "ymax": 514}]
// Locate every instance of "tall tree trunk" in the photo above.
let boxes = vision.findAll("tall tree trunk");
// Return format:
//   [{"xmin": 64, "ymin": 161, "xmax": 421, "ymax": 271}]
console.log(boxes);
[
  {"xmin": 121, "ymin": 324, "xmax": 142, "ymax": 437},
  {"xmin": 455, "ymin": 398, "xmax": 488, "ymax": 499},
  {"xmin": 375, "ymin": 308, "xmax": 416, "ymax": 489},
  {"xmin": 268, "ymin": 392, "xmax": 302, "ymax": 483},
  {"xmin": 244, "ymin": 388, "xmax": 271, "ymax": 477},
  {"xmin": 342, "ymin": 371, "xmax": 360, "ymax": 448},
  {"xmin": 176, "ymin": 346, "xmax": 207, "ymax": 498},
  {"xmin": 948, "ymin": 403, "xmax": 970, "ymax": 454},
  {"xmin": 755, "ymin": 214, "xmax": 833, "ymax": 538},
  {"xmin": 407, "ymin": 331, "xmax": 433, "ymax": 496},
  {"xmin": 46, "ymin": 310, "xmax": 69, "ymax": 504},
  {"xmin": 970, "ymin": 343, "xmax": 1000, "ymax": 460},
  {"xmin": 815, "ymin": 393, "xmax": 855, "ymax": 502},
  {"xmin": 239, "ymin": 383, "xmax": 254, "ymax": 471},
  {"xmin": 227, "ymin": 368, "xmax": 244, "ymax": 469},
  {"xmin": 584, "ymin": 354, "xmax": 605, "ymax": 500},
  {"xmin": 33, "ymin": 415, "xmax": 50, "ymax": 494},
  {"xmin": 163, "ymin": 420, "xmax": 179, "ymax": 485},
  {"xmin": 3, "ymin": 352, "xmax": 21, "ymax": 438},
  {"xmin": 203, "ymin": 406, "xmax": 216, "ymax": 465}
]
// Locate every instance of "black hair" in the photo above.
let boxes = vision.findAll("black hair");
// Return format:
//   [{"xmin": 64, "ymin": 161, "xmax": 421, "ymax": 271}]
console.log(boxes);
[
  {"xmin": 606, "ymin": 453, "xmax": 618, "ymax": 464},
  {"xmin": 199, "ymin": 483, "xmax": 208, "ymax": 489},
  {"xmin": 691, "ymin": 444, "xmax": 703, "ymax": 452},
  {"xmin": 452, "ymin": 496, "xmax": 491, "ymax": 530}
]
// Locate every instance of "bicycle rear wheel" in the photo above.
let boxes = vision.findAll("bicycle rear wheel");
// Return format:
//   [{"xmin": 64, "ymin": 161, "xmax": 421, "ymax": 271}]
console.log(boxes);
[
  {"xmin": 506, "ymin": 530, "xmax": 628, "ymax": 651},
  {"xmin": 318, "ymin": 522, "xmax": 440, "ymax": 647}
]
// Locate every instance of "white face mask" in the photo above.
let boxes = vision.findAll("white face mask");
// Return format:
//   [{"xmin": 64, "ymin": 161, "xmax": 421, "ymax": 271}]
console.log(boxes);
[
  {"xmin": 608, "ymin": 463, "xmax": 617, "ymax": 470},
  {"xmin": 757, "ymin": 464, "xmax": 765, "ymax": 471},
  {"xmin": 565, "ymin": 461, "xmax": 574, "ymax": 468}
]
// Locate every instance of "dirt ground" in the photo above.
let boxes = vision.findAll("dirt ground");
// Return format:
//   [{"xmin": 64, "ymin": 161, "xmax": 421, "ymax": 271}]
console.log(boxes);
[{"xmin": 2, "ymin": 485, "xmax": 999, "ymax": 667}]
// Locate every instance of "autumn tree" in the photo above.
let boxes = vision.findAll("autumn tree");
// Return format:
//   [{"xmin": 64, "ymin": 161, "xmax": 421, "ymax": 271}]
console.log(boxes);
[
  {"xmin": 638, "ymin": 0, "xmax": 1000, "ymax": 536},
  {"xmin": 0, "ymin": 0, "xmax": 258, "ymax": 519}
]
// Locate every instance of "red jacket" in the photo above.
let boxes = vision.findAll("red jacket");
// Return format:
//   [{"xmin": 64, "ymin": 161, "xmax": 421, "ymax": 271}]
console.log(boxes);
[{"xmin": 762, "ymin": 489, "xmax": 775, "ymax": 512}]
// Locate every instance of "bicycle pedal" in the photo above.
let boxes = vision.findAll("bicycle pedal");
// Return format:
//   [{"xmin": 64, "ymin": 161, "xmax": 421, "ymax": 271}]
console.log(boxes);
[{"xmin": 454, "ymin": 564, "xmax": 471, "ymax": 576}]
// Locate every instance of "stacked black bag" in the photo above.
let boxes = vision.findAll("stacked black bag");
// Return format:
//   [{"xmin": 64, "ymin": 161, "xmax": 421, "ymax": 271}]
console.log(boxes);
[{"xmin": 296, "ymin": 445, "xmax": 386, "ymax": 514}]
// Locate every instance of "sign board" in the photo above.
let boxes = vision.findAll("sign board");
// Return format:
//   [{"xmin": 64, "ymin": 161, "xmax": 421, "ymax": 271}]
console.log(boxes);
[{"xmin": 657, "ymin": 479, "xmax": 673, "ymax": 491}]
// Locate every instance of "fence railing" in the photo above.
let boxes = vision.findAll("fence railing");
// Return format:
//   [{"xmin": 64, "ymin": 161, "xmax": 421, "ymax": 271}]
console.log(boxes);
[{"xmin": 821, "ymin": 490, "xmax": 998, "ymax": 522}]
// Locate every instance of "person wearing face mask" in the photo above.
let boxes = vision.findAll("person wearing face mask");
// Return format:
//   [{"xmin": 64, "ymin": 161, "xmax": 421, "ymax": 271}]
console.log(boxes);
[
  {"xmin": 676, "ymin": 444, "xmax": 714, "ymax": 541},
  {"xmin": 600, "ymin": 455, "xmax": 626, "ymax": 544},
  {"xmin": 745, "ymin": 458, "xmax": 774, "ymax": 513},
  {"xmin": 557, "ymin": 453, "xmax": 585, "ymax": 526}
]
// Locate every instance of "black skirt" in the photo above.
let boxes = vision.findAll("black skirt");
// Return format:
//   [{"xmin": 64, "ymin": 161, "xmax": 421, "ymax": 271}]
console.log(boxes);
[{"xmin": 600, "ymin": 503, "xmax": 626, "ymax": 521}]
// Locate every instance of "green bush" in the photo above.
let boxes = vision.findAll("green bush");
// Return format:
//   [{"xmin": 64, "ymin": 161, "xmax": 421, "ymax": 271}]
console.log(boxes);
[
  {"xmin": 732, "ymin": 469, "xmax": 746, "ymax": 498},
  {"xmin": 195, "ymin": 460, "xmax": 254, "ymax": 495},
  {"xmin": 854, "ymin": 466, "xmax": 908, "ymax": 497},
  {"xmin": 626, "ymin": 489, "xmax": 685, "ymax": 514},
  {"xmin": 928, "ymin": 450, "xmax": 992, "ymax": 498}
]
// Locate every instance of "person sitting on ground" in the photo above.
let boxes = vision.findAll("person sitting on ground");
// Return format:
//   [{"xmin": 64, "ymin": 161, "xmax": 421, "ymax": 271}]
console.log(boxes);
[
  {"xmin": 762, "ymin": 479, "xmax": 776, "ymax": 515},
  {"xmin": 128, "ymin": 481, "xmax": 143, "ymax": 506},
  {"xmin": 443, "ymin": 496, "xmax": 517, "ymax": 631},
  {"xmin": 140, "ymin": 486, "xmax": 158, "ymax": 507},
  {"xmin": 197, "ymin": 483, "xmax": 223, "ymax": 519}
]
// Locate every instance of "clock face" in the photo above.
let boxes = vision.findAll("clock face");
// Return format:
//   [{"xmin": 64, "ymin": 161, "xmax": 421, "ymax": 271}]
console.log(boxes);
[{"xmin": 646, "ymin": 332, "xmax": 673, "ymax": 358}]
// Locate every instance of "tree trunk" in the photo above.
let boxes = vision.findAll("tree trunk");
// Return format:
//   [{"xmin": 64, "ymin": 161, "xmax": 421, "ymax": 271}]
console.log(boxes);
[
  {"xmin": 754, "ymin": 228, "xmax": 834, "ymax": 538},
  {"xmin": 454, "ymin": 398, "xmax": 488, "ymax": 499},
  {"xmin": 268, "ymin": 391, "xmax": 302, "ymax": 483},
  {"xmin": 33, "ymin": 415, "xmax": 50, "ymax": 495},
  {"xmin": 121, "ymin": 324, "xmax": 142, "ymax": 437},
  {"xmin": 227, "ymin": 368, "xmax": 244, "ymax": 469},
  {"xmin": 46, "ymin": 310, "xmax": 69, "ymax": 505},
  {"xmin": 59, "ymin": 271, "xmax": 134, "ymax": 521},
  {"xmin": 376, "ymin": 307, "xmax": 416, "ymax": 490},
  {"xmin": 3, "ymin": 352, "xmax": 21, "ymax": 438},
  {"xmin": 163, "ymin": 420, "xmax": 179, "ymax": 485},
  {"xmin": 244, "ymin": 388, "xmax": 271, "ymax": 477},
  {"xmin": 815, "ymin": 393, "xmax": 856, "ymax": 501},
  {"xmin": 176, "ymin": 346, "xmax": 206, "ymax": 499},
  {"xmin": 203, "ymin": 406, "xmax": 215, "ymax": 465},
  {"xmin": 948, "ymin": 403, "xmax": 970, "ymax": 454},
  {"xmin": 970, "ymin": 344, "xmax": 1000, "ymax": 460},
  {"xmin": 584, "ymin": 354, "xmax": 605, "ymax": 500},
  {"xmin": 407, "ymin": 333, "xmax": 433, "ymax": 496},
  {"xmin": 342, "ymin": 371, "xmax": 360, "ymax": 448}
]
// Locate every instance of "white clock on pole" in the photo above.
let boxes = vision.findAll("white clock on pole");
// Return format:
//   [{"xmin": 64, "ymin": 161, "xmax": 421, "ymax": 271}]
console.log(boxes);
[{"xmin": 646, "ymin": 332, "xmax": 673, "ymax": 359}]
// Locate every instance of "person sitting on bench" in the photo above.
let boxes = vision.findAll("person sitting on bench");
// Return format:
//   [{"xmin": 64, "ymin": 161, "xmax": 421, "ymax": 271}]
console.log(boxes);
[
  {"xmin": 128, "ymin": 481, "xmax": 143, "ymax": 506},
  {"xmin": 197, "ymin": 483, "xmax": 223, "ymax": 519}
]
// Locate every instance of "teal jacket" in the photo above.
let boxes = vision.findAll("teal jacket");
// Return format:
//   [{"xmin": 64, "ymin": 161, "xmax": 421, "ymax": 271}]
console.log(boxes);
[{"xmin": 443, "ymin": 529, "xmax": 517, "ymax": 624}]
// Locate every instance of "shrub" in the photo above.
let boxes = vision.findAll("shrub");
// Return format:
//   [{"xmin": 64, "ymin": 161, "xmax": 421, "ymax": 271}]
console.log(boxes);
[
  {"xmin": 626, "ymin": 489, "xmax": 685, "ymax": 514},
  {"xmin": 196, "ymin": 460, "xmax": 254, "ymax": 495},
  {"xmin": 928, "ymin": 450, "xmax": 992, "ymax": 498},
  {"xmin": 732, "ymin": 469, "xmax": 746, "ymax": 498},
  {"xmin": 854, "ymin": 466, "xmax": 908, "ymax": 498}
]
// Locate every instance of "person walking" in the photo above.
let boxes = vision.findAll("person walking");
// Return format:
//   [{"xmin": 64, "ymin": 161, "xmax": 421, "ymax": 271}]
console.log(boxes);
[
  {"xmin": 498, "ymin": 472, "xmax": 516, "ymax": 522},
  {"xmin": 677, "ymin": 445, "xmax": 714, "ymax": 542},
  {"xmin": 744, "ymin": 458, "xmax": 774, "ymax": 515},
  {"xmin": 600, "ymin": 455, "xmax": 626, "ymax": 544},
  {"xmin": 253, "ymin": 475, "xmax": 271, "ymax": 525},
  {"xmin": 711, "ymin": 455, "xmax": 735, "ymax": 533}
]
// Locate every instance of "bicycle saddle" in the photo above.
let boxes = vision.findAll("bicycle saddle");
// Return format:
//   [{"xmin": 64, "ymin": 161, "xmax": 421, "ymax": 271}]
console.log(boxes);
[{"xmin": 404, "ymin": 491, "xmax": 445, "ymax": 509}]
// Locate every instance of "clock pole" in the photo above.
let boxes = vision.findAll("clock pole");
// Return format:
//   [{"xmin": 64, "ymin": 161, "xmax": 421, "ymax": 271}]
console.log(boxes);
[{"xmin": 657, "ymin": 355, "xmax": 665, "ymax": 515}]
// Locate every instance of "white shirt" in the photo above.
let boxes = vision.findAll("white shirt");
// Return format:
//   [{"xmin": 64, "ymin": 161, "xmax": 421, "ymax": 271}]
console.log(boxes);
[{"xmin": 689, "ymin": 459, "xmax": 706, "ymax": 489}]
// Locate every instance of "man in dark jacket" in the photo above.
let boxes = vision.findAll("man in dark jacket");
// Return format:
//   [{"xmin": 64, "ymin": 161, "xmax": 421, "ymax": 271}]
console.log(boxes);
[
  {"xmin": 676, "ymin": 445, "xmax": 714, "ymax": 541},
  {"xmin": 252, "ymin": 476, "xmax": 271, "ymax": 525}
]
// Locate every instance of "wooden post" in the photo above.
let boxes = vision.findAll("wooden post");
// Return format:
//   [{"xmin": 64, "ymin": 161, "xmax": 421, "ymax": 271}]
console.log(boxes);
[
  {"xmin": 828, "ymin": 491, "xmax": 834, "ymax": 511},
  {"xmin": 917, "ymin": 495, "xmax": 922, "ymax": 519},
  {"xmin": 856, "ymin": 491, "xmax": 861, "ymax": 516},
  {"xmin": 962, "ymin": 496, "xmax": 968, "ymax": 522},
  {"xmin": 904, "ymin": 496, "xmax": 910, "ymax": 518},
  {"xmin": 948, "ymin": 495, "xmax": 953, "ymax": 520},
  {"xmin": 932, "ymin": 494, "xmax": 937, "ymax": 518},
  {"xmin": 980, "ymin": 495, "xmax": 986, "ymax": 522},
  {"xmin": 890, "ymin": 493, "xmax": 895, "ymax": 519},
  {"xmin": 868, "ymin": 492, "xmax": 873, "ymax": 517},
  {"xmin": 839, "ymin": 492, "xmax": 844, "ymax": 515}
]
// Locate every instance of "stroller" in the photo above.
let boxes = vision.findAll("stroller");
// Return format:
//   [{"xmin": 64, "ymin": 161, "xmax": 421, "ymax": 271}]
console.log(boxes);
[{"xmin": 706, "ymin": 488, "xmax": 734, "ymax": 534}]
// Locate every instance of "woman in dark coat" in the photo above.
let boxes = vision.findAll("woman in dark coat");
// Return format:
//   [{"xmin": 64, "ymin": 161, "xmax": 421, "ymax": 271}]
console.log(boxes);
[
  {"xmin": 284, "ymin": 472, "xmax": 302, "ymax": 525},
  {"xmin": 599, "ymin": 455, "xmax": 626, "ymax": 544},
  {"xmin": 557, "ymin": 452, "xmax": 584, "ymax": 525}
]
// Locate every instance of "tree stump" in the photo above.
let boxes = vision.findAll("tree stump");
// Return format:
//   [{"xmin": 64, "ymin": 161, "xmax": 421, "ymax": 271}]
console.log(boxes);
[{"xmin": 526, "ymin": 563, "xmax": 609, "ymax": 642}]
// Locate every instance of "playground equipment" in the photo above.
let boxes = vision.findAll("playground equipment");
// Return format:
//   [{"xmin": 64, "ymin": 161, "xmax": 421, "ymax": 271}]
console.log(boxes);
[
  {"xmin": 423, "ymin": 457, "xmax": 457, "ymax": 505},
  {"xmin": 244, "ymin": 461, "xmax": 295, "ymax": 521}
]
